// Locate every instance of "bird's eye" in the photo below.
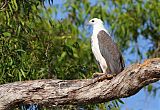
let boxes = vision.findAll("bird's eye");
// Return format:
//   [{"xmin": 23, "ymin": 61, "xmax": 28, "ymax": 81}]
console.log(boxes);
[{"xmin": 91, "ymin": 20, "xmax": 94, "ymax": 22}]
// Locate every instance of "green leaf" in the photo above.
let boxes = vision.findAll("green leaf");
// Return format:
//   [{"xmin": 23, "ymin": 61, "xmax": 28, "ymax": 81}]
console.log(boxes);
[
  {"xmin": 148, "ymin": 84, "xmax": 153, "ymax": 92},
  {"xmin": 117, "ymin": 99, "xmax": 124, "ymax": 104},
  {"xmin": 20, "ymin": 69, "xmax": 26, "ymax": 78},
  {"xmin": 18, "ymin": 72, "xmax": 22, "ymax": 81},
  {"xmin": 16, "ymin": 49, "xmax": 26, "ymax": 53},
  {"xmin": 17, "ymin": 25, "xmax": 21, "ymax": 36},
  {"xmin": 3, "ymin": 32, "xmax": 11, "ymax": 37},
  {"xmin": 11, "ymin": 0, "xmax": 18, "ymax": 11},
  {"xmin": 111, "ymin": 107, "xmax": 119, "ymax": 110},
  {"xmin": 58, "ymin": 52, "xmax": 67, "ymax": 62},
  {"xmin": 38, "ymin": 68, "xmax": 46, "ymax": 73},
  {"xmin": 8, "ymin": 73, "xmax": 14, "ymax": 77}
]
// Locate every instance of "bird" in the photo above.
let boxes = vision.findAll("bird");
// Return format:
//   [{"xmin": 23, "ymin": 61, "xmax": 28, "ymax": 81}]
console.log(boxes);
[{"xmin": 87, "ymin": 18, "xmax": 125, "ymax": 79}]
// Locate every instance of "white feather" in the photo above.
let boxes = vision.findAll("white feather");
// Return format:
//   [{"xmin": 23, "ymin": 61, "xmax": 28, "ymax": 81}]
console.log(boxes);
[{"xmin": 90, "ymin": 18, "xmax": 110, "ymax": 73}]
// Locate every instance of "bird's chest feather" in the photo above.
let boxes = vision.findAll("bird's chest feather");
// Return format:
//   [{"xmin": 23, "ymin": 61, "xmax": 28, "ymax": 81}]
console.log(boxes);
[{"xmin": 91, "ymin": 35, "xmax": 105, "ymax": 63}]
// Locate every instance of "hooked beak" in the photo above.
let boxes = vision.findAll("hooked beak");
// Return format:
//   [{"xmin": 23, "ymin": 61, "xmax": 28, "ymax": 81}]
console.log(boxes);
[{"xmin": 85, "ymin": 22, "xmax": 91, "ymax": 26}]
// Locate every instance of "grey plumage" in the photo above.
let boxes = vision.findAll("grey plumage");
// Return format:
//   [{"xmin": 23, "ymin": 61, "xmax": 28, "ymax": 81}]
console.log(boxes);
[{"xmin": 97, "ymin": 30, "xmax": 125, "ymax": 74}]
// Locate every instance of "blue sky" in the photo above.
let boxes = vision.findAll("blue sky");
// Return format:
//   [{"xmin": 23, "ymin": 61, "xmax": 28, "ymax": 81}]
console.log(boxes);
[
  {"xmin": 121, "ymin": 85, "xmax": 160, "ymax": 110},
  {"xmin": 45, "ymin": 1, "xmax": 160, "ymax": 110}
]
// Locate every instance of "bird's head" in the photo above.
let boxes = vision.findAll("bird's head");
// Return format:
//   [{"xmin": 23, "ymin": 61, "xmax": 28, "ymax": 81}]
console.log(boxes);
[
  {"xmin": 88, "ymin": 18, "xmax": 103, "ymax": 26},
  {"xmin": 87, "ymin": 18, "xmax": 109, "ymax": 35}
]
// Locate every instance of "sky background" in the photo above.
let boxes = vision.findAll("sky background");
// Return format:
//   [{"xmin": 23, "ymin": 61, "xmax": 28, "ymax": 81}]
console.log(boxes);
[{"xmin": 45, "ymin": 1, "xmax": 160, "ymax": 110}]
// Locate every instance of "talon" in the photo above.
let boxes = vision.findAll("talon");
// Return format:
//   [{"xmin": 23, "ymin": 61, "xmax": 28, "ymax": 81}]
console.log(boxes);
[
  {"xmin": 105, "ymin": 74, "xmax": 114, "ymax": 79},
  {"xmin": 92, "ymin": 72, "xmax": 105, "ymax": 78},
  {"xmin": 92, "ymin": 73, "xmax": 115, "ymax": 82}
]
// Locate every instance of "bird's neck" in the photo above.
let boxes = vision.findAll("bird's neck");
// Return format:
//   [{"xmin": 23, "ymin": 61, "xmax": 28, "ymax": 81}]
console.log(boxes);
[{"xmin": 92, "ymin": 24, "xmax": 109, "ymax": 36}]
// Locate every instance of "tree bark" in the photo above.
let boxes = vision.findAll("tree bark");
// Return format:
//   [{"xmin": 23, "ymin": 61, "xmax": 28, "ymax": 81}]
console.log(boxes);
[{"xmin": 0, "ymin": 58, "xmax": 160, "ymax": 110}]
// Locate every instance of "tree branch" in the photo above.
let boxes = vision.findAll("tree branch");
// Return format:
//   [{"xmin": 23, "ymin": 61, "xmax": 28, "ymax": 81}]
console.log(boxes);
[{"xmin": 0, "ymin": 58, "xmax": 160, "ymax": 110}]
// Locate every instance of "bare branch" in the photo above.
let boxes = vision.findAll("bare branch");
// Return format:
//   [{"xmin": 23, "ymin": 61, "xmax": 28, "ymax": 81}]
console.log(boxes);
[{"xmin": 0, "ymin": 58, "xmax": 160, "ymax": 110}]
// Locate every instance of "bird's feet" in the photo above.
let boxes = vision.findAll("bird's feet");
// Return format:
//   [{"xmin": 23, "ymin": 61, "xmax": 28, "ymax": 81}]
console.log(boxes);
[
  {"xmin": 92, "ymin": 72, "xmax": 105, "ymax": 78},
  {"xmin": 92, "ymin": 72, "xmax": 115, "ymax": 81}
]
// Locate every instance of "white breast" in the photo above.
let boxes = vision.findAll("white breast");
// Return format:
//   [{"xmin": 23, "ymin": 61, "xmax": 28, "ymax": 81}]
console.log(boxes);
[{"xmin": 91, "ymin": 30, "xmax": 108, "ymax": 73}]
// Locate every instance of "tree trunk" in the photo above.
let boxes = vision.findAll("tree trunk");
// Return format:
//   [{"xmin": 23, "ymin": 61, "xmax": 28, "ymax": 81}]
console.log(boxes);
[{"xmin": 0, "ymin": 58, "xmax": 160, "ymax": 110}]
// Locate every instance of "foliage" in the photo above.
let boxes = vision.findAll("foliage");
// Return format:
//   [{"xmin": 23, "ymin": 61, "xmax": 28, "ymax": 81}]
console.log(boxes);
[
  {"xmin": 0, "ymin": 0, "xmax": 160, "ymax": 110},
  {"xmin": 0, "ymin": 0, "xmax": 96, "ymax": 84},
  {"xmin": 64, "ymin": 0, "xmax": 160, "ymax": 60}
]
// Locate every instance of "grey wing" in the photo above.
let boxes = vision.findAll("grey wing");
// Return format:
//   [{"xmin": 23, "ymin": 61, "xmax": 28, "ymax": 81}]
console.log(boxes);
[{"xmin": 97, "ymin": 30, "xmax": 125, "ymax": 74}]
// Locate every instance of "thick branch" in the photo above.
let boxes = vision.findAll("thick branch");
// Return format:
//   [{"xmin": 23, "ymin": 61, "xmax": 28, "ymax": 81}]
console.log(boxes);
[{"xmin": 0, "ymin": 58, "xmax": 160, "ymax": 110}]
